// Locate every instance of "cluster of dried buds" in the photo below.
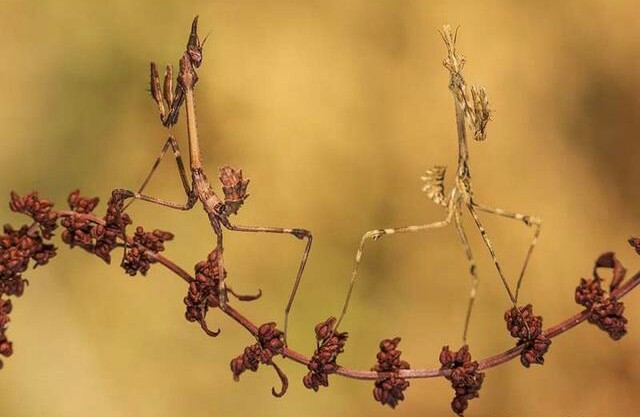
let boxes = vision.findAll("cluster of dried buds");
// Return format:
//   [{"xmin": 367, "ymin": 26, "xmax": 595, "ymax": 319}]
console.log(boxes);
[
  {"xmin": 183, "ymin": 247, "xmax": 225, "ymax": 335},
  {"xmin": 372, "ymin": 337, "xmax": 410, "ymax": 409},
  {"xmin": 4, "ymin": 193, "xmax": 59, "ymax": 278},
  {"xmin": 230, "ymin": 322, "xmax": 288, "ymax": 397},
  {"xmin": 9, "ymin": 191, "xmax": 58, "ymax": 239},
  {"xmin": 60, "ymin": 190, "xmax": 131, "ymax": 263},
  {"xmin": 0, "ymin": 297, "xmax": 12, "ymax": 368},
  {"xmin": 1, "ymin": 192, "xmax": 60, "ymax": 368},
  {"xmin": 122, "ymin": 226, "xmax": 173, "ymax": 276},
  {"xmin": 2, "ymin": 184, "xmax": 639, "ymax": 415},
  {"xmin": 60, "ymin": 190, "xmax": 172, "ymax": 277},
  {"xmin": 439, "ymin": 345, "xmax": 485, "ymax": 416},
  {"xmin": 504, "ymin": 304, "xmax": 551, "ymax": 367},
  {"xmin": 0, "ymin": 224, "xmax": 57, "ymax": 297},
  {"xmin": 575, "ymin": 252, "xmax": 629, "ymax": 340},
  {"xmin": 0, "ymin": 190, "xmax": 178, "ymax": 369},
  {"xmin": 60, "ymin": 190, "xmax": 99, "ymax": 250},
  {"xmin": 93, "ymin": 194, "xmax": 133, "ymax": 263},
  {"xmin": 303, "ymin": 317, "xmax": 348, "ymax": 391}
]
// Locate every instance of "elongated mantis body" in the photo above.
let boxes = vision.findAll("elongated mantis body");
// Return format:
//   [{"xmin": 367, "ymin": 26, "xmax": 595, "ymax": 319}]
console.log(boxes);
[
  {"xmin": 336, "ymin": 26, "xmax": 541, "ymax": 342},
  {"xmin": 113, "ymin": 17, "xmax": 312, "ymax": 344}
]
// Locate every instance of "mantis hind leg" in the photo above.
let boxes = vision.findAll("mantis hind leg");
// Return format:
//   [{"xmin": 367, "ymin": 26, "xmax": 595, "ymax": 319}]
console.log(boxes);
[
  {"xmin": 335, "ymin": 208, "xmax": 454, "ymax": 331},
  {"xmin": 472, "ymin": 202, "xmax": 541, "ymax": 302},
  {"xmin": 221, "ymin": 221, "xmax": 313, "ymax": 346},
  {"xmin": 453, "ymin": 209, "xmax": 480, "ymax": 343}
]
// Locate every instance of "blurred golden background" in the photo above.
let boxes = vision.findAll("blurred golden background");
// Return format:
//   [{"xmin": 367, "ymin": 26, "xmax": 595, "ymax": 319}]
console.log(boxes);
[{"xmin": 1, "ymin": 1, "xmax": 639, "ymax": 416}]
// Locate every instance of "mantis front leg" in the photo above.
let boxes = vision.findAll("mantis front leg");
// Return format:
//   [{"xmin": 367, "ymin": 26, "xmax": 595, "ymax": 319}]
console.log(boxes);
[{"xmin": 118, "ymin": 135, "xmax": 196, "ymax": 211}]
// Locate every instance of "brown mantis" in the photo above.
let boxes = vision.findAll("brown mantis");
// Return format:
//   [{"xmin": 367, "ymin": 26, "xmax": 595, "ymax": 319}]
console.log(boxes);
[
  {"xmin": 112, "ymin": 17, "xmax": 312, "ymax": 344},
  {"xmin": 335, "ymin": 26, "xmax": 542, "ymax": 342}
]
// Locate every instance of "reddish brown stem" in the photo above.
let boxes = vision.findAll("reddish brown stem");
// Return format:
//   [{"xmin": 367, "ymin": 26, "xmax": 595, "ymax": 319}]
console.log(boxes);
[
  {"xmin": 153, "ymin": 242, "xmax": 640, "ymax": 380},
  {"xmin": 57, "ymin": 211, "xmax": 640, "ymax": 381}
]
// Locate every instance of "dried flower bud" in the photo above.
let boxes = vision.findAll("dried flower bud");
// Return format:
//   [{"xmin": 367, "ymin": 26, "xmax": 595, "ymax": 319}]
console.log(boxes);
[
  {"xmin": 93, "ymin": 194, "xmax": 133, "ymax": 264},
  {"xmin": 576, "ymin": 253, "xmax": 629, "ymax": 340},
  {"xmin": 256, "ymin": 322, "xmax": 285, "ymax": 356},
  {"xmin": 1, "ymin": 224, "xmax": 57, "ymax": 298},
  {"xmin": 303, "ymin": 317, "xmax": 348, "ymax": 392},
  {"xmin": 589, "ymin": 298, "xmax": 627, "ymax": 340},
  {"xmin": 121, "ymin": 226, "xmax": 173, "ymax": 276},
  {"xmin": 9, "ymin": 192, "xmax": 58, "ymax": 239},
  {"xmin": 372, "ymin": 337, "xmax": 410, "ymax": 409},
  {"xmin": 440, "ymin": 345, "xmax": 484, "ymax": 416},
  {"xmin": 314, "ymin": 316, "xmax": 337, "ymax": 341},
  {"xmin": 230, "ymin": 322, "xmax": 288, "ymax": 397},
  {"xmin": 0, "ymin": 297, "xmax": 13, "ymax": 368},
  {"xmin": 61, "ymin": 190, "xmax": 101, "ymax": 254},
  {"xmin": 184, "ymin": 248, "xmax": 225, "ymax": 325},
  {"xmin": 504, "ymin": 305, "xmax": 551, "ymax": 368},
  {"xmin": 67, "ymin": 190, "xmax": 99, "ymax": 214}
]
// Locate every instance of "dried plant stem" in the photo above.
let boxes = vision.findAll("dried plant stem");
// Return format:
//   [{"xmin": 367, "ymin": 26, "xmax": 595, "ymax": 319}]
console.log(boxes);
[{"xmin": 57, "ymin": 210, "xmax": 640, "ymax": 382}]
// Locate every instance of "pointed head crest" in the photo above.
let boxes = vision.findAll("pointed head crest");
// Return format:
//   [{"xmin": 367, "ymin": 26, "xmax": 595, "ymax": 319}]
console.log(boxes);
[{"xmin": 187, "ymin": 16, "xmax": 204, "ymax": 68}]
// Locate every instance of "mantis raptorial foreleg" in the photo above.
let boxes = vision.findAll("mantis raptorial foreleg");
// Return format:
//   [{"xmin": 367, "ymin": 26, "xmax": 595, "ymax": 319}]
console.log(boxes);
[{"xmin": 122, "ymin": 135, "xmax": 196, "ymax": 210}]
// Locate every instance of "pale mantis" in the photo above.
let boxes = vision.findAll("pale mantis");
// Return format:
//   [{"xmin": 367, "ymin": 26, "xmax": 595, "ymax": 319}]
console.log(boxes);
[{"xmin": 335, "ymin": 26, "xmax": 542, "ymax": 342}]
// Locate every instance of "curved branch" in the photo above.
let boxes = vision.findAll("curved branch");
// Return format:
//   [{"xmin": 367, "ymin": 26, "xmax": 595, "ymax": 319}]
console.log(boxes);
[
  {"xmin": 57, "ymin": 211, "xmax": 640, "ymax": 381},
  {"xmin": 154, "ymin": 248, "xmax": 640, "ymax": 381}
]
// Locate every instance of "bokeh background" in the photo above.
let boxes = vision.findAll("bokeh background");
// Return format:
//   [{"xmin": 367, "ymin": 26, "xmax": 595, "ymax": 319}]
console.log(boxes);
[{"xmin": 1, "ymin": 1, "xmax": 639, "ymax": 416}]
